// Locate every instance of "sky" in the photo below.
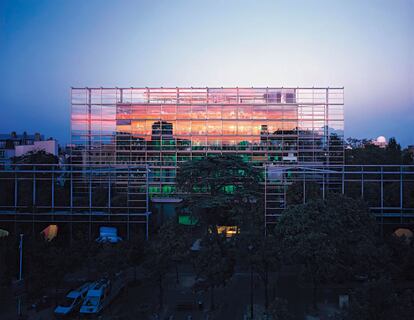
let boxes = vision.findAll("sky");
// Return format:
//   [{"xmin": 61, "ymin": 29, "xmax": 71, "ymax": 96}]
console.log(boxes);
[{"xmin": 0, "ymin": 0, "xmax": 413, "ymax": 146}]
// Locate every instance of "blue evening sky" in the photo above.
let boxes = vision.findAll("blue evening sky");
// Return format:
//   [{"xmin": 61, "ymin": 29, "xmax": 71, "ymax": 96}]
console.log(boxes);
[{"xmin": 0, "ymin": 0, "xmax": 413, "ymax": 146}]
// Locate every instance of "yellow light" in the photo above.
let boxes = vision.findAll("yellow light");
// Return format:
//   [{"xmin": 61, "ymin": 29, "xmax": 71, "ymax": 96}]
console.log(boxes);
[{"xmin": 216, "ymin": 225, "xmax": 239, "ymax": 238}]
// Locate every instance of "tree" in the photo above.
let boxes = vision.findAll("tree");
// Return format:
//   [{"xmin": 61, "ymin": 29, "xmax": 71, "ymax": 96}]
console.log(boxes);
[
  {"xmin": 25, "ymin": 237, "xmax": 69, "ymax": 302},
  {"xmin": 167, "ymin": 222, "xmax": 190, "ymax": 284},
  {"xmin": 251, "ymin": 232, "xmax": 281, "ymax": 312},
  {"xmin": 337, "ymin": 278, "xmax": 414, "ymax": 320},
  {"xmin": 0, "ymin": 235, "xmax": 18, "ymax": 286},
  {"xmin": 143, "ymin": 219, "xmax": 188, "ymax": 310},
  {"xmin": 268, "ymin": 297, "xmax": 294, "ymax": 320},
  {"xmin": 286, "ymin": 181, "xmax": 322, "ymax": 206},
  {"xmin": 193, "ymin": 233, "xmax": 235, "ymax": 310},
  {"xmin": 11, "ymin": 151, "xmax": 60, "ymax": 210},
  {"xmin": 12, "ymin": 150, "xmax": 59, "ymax": 168},
  {"xmin": 176, "ymin": 155, "xmax": 263, "ymax": 232},
  {"xmin": 345, "ymin": 137, "xmax": 404, "ymax": 165},
  {"xmin": 385, "ymin": 234, "xmax": 414, "ymax": 281},
  {"xmin": 94, "ymin": 242, "xmax": 130, "ymax": 279},
  {"xmin": 237, "ymin": 220, "xmax": 282, "ymax": 313},
  {"xmin": 274, "ymin": 194, "xmax": 382, "ymax": 311}
]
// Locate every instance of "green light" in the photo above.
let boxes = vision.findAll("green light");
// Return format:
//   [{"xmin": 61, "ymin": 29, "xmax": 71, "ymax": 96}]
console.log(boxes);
[{"xmin": 179, "ymin": 215, "xmax": 198, "ymax": 225}]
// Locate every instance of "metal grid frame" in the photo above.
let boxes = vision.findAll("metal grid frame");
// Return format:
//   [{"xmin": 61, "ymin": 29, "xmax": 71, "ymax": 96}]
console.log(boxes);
[
  {"xmin": 264, "ymin": 164, "xmax": 414, "ymax": 226},
  {"xmin": 0, "ymin": 164, "xmax": 151, "ymax": 239},
  {"xmin": 71, "ymin": 87, "xmax": 344, "ymax": 198}
]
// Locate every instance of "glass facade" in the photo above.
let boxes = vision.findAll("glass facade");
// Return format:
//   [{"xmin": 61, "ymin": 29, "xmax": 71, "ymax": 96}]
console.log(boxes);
[{"xmin": 71, "ymin": 87, "xmax": 344, "ymax": 196}]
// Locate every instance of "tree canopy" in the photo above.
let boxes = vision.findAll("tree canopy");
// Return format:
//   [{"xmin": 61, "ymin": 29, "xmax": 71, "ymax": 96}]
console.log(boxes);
[
  {"xmin": 346, "ymin": 137, "xmax": 411, "ymax": 165},
  {"xmin": 192, "ymin": 233, "xmax": 235, "ymax": 310},
  {"xmin": 274, "ymin": 194, "xmax": 383, "ymax": 309},
  {"xmin": 176, "ymin": 154, "xmax": 263, "ymax": 231}
]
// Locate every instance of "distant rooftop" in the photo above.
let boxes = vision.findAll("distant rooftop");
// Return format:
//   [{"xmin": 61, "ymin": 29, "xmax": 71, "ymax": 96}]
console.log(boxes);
[{"xmin": 0, "ymin": 132, "xmax": 44, "ymax": 141}]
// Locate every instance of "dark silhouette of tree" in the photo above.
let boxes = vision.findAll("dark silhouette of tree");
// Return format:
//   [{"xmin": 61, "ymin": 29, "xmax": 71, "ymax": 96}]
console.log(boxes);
[
  {"xmin": 286, "ymin": 181, "xmax": 322, "ymax": 206},
  {"xmin": 0, "ymin": 235, "xmax": 18, "ymax": 286},
  {"xmin": 269, "ymin": 297, "xmax": 294, "ymax": 320},
  {"xmin": 274, "ymin": 194, "xmax": 382, "ymax": 311},
  {"xmin": 193, "ymin": 233, "xmax": 235, "ymax": 310},
  {"xmin": 176, "ymin": 155, "xmax": 263, "ymax": 233},
  {"xmin": 346, "ymin": 137, "xmax": 404, "ymax": 165},
  {"xmin": 143, "ymin": 219, "xmax": 188, "ymax": 310},
  {"xmin": 25, "ymin": 237, "xmax": 69, "ymax": 302},
  {"xmin": 337, "ymin": 278, "xmax": 414, "ymax": 320},
  {"xmin": 12, "ymin": 150, "xmax": 58, "ymax": 168},
  {"xmin": 10, "ymin": 151, "xmax": 59, "ymax": 211},
  {"xmin": 236, "ymin": 210, "xmax": 282, "ymax": 313},
  {"xmin": 385, "ymin": 234, "xmax": 414, "ymax": 281}
]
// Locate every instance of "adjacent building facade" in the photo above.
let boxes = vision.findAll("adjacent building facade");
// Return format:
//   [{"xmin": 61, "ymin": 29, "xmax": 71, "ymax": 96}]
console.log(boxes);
[{"xmin": 0, "ymin": 132, "xmax": 58, "ymax": 166}]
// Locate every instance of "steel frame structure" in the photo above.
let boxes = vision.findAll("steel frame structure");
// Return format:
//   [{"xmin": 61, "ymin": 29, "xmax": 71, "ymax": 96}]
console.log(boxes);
[
  {"xmin": 71, "ymin": 87, "xmax": 344, "ymax": 198},
  {"xmin": 264, "ymin": 164, "xmax": 414, "ymax": 226},
  {"xmin": 0, "ymin": 164, "xmax": 151, "ymax": 240},
  {"xmin": 1, "ymin": 164, "xmax": 413, "ymax": 238}
]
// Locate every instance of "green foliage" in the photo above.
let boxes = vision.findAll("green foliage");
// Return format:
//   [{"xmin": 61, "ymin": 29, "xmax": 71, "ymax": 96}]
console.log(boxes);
[
  {"xmin": 346, "ymin": 137, "xmax": 405, "ymax": 165},
  {"xmin": 286, "ymin": 181, "xmax": 322, "ymax": 206},
  {"xmin": 12, "ymin": 150, "xmax": 59, "ymax": 168},
  {"xmin": 176, "ymin": 155, "xmax": 263, "ymax": 230},
  {"xmin": 274, "ymin": 194, "xmax": 382, "ymax": 309}
]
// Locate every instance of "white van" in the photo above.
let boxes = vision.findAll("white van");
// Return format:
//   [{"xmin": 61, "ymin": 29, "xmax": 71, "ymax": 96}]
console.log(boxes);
[{"xmin": 79, "ymin": 279, "xmax": 111, "ymax": 315}]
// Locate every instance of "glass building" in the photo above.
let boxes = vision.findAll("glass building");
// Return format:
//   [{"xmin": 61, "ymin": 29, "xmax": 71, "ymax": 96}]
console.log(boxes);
[{"xmin": 71, "ymin": 87, "xmax": 344, "ymax": 197}]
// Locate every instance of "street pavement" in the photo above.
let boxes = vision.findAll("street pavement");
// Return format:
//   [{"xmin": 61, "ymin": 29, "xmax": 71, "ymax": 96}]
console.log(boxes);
[{"xmin": 1, "ymin": 267, "xmax": 345, "ymax": 319}]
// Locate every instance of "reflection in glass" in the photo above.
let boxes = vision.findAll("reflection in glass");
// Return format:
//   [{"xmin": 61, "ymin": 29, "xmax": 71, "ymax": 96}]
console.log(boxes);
[{"xmin": 71, "ymin": 87, "xmax": 344, "ymax": 172}]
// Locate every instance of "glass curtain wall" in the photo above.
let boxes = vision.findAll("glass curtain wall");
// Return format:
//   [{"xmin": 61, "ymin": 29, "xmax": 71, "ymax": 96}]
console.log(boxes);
[{"xmin": 71, "ymin": 87, "xmax": 344, "ymax": 196}]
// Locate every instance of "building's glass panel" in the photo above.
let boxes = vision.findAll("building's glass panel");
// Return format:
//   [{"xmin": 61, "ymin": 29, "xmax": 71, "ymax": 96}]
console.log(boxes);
[
  {"xmin": 222, "ymin": 105, "xmax": 238, "ymax": 119},
  {"xmin": 222, "ymin": 121, "xmax": 237, "ymax": 135},
  {"xmin": 192, "ymin": 105, "xmax": 206, "ymax": 119},
  {"xmin": 207, "ymin": 105, "xmax": 222, "ymax": 119},
  {"xmin": 71, "ymin": 87, "xmax": 344, "ymax": 187},
  {"xmin": 207, "ymin": 120, "xmax": 222, "ymax": 135}
]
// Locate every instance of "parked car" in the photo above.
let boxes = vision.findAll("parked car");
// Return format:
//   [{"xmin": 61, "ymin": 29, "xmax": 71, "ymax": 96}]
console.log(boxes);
[
  {"xmin": 54, "ymin": 282, "xmax": 93, "ymax": 317},
  {"xmin": 80, "ymin": 270, "xmax": 131, "ymax": 316}
]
